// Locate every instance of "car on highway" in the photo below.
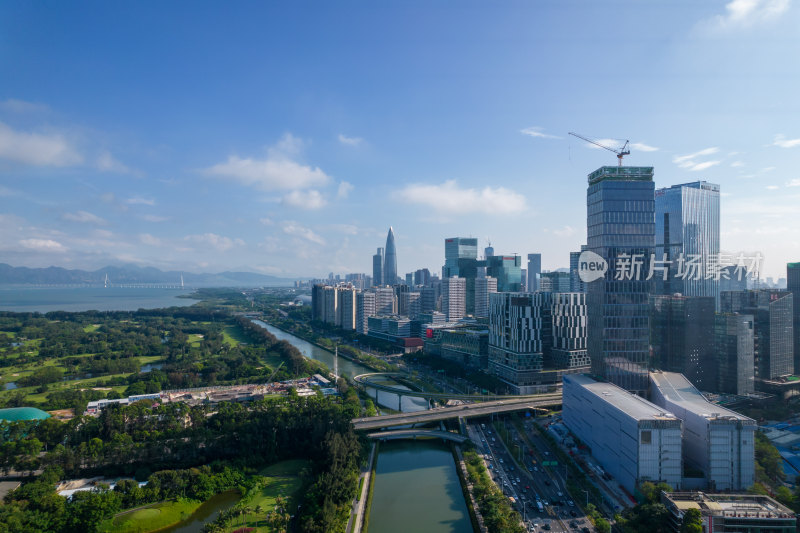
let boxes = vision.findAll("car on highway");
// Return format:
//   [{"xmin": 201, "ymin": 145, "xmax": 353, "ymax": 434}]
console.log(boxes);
[{"xmin": 568, "ymin": 500, "xmax": 574, "ymax": 506}]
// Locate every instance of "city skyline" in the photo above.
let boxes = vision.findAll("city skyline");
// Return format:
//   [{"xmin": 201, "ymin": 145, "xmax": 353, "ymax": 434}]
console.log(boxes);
[{"xmin": 2, "ymin": 2, "xmax": 800, "ymax": 279}]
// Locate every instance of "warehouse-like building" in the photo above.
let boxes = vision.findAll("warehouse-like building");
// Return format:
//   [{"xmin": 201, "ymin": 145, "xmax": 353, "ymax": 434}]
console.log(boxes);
[
  {"xmin": 650, "ymin": 371, "xmax": 756, "ymax": 491},
  {"xmin": 563, "ymin": 374, "xmax": 683, "ymax": 493}
]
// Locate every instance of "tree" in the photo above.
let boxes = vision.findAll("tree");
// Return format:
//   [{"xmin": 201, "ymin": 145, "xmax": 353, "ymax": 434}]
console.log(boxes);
[{"xmin": 680, "ymin": 508, "xmax": 703, "ymax": 533}]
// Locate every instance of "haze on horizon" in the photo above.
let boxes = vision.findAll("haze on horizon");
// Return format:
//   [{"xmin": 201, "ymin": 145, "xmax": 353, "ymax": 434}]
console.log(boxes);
[{"xmin": 1, "ymin": 1, "xmax": 799, "ymax": 280}]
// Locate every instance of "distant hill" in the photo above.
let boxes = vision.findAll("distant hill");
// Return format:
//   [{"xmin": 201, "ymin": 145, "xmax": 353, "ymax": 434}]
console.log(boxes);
[{"xmin": 0, "ymin": 263, "xmax": 296, "ymax": 287}]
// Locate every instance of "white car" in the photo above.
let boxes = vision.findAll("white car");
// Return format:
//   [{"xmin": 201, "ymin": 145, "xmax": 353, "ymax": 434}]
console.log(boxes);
[{"xmin": 568, "ymin": 500, "xmax": 574, "ymax": 507}]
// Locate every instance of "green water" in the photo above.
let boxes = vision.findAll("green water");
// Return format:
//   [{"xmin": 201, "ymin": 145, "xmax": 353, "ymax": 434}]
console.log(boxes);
[{"xmin": 368, "ymin": 440, "xmax": 473, "ymax": 533}]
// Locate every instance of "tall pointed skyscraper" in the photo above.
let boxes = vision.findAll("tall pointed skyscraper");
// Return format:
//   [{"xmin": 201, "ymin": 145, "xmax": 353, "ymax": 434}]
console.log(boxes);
[{"xmin": 384, "ymin": 227, "xmax": 398, "ymax": 285}]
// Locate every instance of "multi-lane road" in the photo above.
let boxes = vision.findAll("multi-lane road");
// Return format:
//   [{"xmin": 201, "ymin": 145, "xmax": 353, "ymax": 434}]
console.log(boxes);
[{"xmin": 467, "ymin": 419, "xmax": 594, "ymax": 533}]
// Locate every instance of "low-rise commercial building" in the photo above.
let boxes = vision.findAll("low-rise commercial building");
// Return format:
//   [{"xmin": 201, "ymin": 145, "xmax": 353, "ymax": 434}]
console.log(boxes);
[
  {"xmin": 661, "ymin": 492, "xmax": 796, "ymax": 533},
  {"xmin": 650, "ymin": 372, "xmax": 755, "ymax": 491},
  {"xmin": 563, "ymin": 374, "xmax": 683, "ymax": 493}
]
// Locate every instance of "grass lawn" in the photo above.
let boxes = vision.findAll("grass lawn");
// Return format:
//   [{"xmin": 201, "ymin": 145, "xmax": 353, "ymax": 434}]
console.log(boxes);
[
  {"xmin": 97, "ymin": 498, "xmax": 203, "ymax": 533},
  {"xmin": 222, "ymin": 325, "xmax": 248, "ymax": 347},
  {"xmin": 225, "ymin": 459, "xmax": 309, "ymax": 532},
  {"xmin": 83, "ymin": 324, "xmax": 101, "ymax": 333}
]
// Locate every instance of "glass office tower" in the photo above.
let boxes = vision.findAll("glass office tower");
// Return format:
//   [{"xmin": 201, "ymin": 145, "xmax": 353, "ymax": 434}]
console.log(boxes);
[
  {"xmin": 586, "ymin": 166, "xmax": 655, "ymax": 394},
  {"xmin": 384, "ymin": 227, "xmax": 398, "ymax": 285},
  {"xmin": 443, "ymin": 237, "xmax": 479, "ymax": 314},
  {"xmin": 655, "ymin": 181, "xmax": 720, "ymax": 301},
  {"xmin": 486, "ymin": 255, "xmax": 523, "ymax": 293}
]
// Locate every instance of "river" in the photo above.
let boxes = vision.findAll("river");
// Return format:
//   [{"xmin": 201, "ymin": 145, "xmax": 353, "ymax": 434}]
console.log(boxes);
[
  {"xmin": 250, "ymin": 320, "xmax": 429, "ymax": 412},
  {"xmin": 368, "ymin": 440, "xmax": 473, "ymax": 533},
  {"xmin": 250, "ymin": 319, "xmax": 474, "ymax": 533}
]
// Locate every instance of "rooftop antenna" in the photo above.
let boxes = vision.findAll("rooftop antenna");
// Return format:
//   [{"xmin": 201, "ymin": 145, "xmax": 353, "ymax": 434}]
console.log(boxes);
[{"xmin": 568, "ymin": 132, "xmax": 630, "ymax": 166}]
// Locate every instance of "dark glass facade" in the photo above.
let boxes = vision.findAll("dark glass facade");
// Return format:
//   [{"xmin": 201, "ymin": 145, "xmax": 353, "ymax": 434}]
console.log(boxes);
[
  {"xmin": 586, "ymin": 166, "xmax": 655, "ymax": 394},
  {"xmin": 789, "ymin": 263, "xmax": 800, "ymax": 372},
  {"xmin": 714, "ymin": 313, "xmax": 755, "ymax": 395},
  {"xmin": 650, "ymin": 294, "xmax": 715, "ymax": 390},
  {"xmin": 372, "ymin": 247, "xmax": 384, "ymax": 286},
  {"xmin": 486, "ymin": 255, "xmax": 523, "ymax": 293},
  {"xmin": 384, "ymin": 227, "xmax": 398, "ymax": 285}
]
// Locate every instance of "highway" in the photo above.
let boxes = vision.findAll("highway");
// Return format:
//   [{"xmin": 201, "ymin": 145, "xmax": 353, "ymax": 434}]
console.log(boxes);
[{"xmin": 351, "ymin": 394, "xmax": 563, "ymax": 430}]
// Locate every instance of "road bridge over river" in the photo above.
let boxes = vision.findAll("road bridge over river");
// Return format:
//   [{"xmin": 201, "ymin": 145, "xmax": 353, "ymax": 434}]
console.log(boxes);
[
  {"xmin": 352, "ymin": 393, "xmax": 562, "ymax": 431},
  {"xmin": 366, "ymin": 429, "xmax": 470, "ymax": 444}
]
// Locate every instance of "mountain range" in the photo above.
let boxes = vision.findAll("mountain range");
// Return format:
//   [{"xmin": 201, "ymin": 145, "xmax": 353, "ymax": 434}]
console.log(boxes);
[{"xmin": 0, "ymin": 263, "xmax": 296, "ymax": 287}]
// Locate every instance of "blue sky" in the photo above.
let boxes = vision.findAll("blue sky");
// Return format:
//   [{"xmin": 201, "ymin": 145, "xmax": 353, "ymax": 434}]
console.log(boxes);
[{"xmin": 1, "ymin": 1, "xmax": 799, "ymax": 279}]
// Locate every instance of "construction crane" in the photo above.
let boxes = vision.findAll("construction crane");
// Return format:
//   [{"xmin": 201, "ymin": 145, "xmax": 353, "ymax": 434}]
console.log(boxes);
[{"xmin": 568, "ymin": 132, "xmax": 630, "ymax": 166}]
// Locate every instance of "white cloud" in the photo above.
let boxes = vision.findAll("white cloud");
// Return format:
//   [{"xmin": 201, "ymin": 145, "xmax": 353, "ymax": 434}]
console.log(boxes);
[
  {"xmin": 786, "ymin": 179, "xmax": 800, "ymax": 187},
  {"xmin": 553, "ymin": 226, "xmax": 576, "ymax": 238},
  {"xmin": 0, "ymin": 121, "xmax": 83, "ymax": 167},
  {"xmin": 139, "ymin": 233, "xmax": 162, "ymax": 246},
  {"xmin": 62, "ymin": 211, "xmax": 107, "ymax": 225},
  {"xmin": 0, "ymin": 185, "xmax": 15, "ymax": 196},
  {"xmin": 396, "ymin": 180, "xmax": 526, "ymax": 215},
  {"xmin": 141, "ymin": 214, "xmax": 168, "ymax": 222},
  {"xmin": 689, "ymin": 160, "xmax": 721, "ymax": 171},
  {"xmin": 282, "ymin": 189, "xmax": 327, "ymax": 209},
  {"xmin": 338, "ymin": 134, "xmax": 363, "ymax": 146},
  {"xmin": 673, "ymin": 147, "xmax": 721, "ymax": 171},
  {"xmin": 126, "ymin": 196, "xmax": 156, "ymax": 206},
  {"xmin": 330, "ymin": 224, "xmax": 359, "ymax": 235},
  {"xmin": 337, "ymin": 181, "xmax": 354, "ymax": 199},
  {"xmin": 707, "ymin": 0, "xmax": 790, "ymax": 30},
  {"xmin": 731, "ymin": 161, "xmax": 745, "ymax": 167},
  {"xmin": 766, "ymin": 185, "xmax": 780, "ymax": 190},
  {"xmin": 630, "ymin": 142, "xmax": 659, "ymax": 152},
  {"xmin": 19, "ymin": 238, "xmax": 66, "ymax": 252},
  {"xmin": 204, "ymin": 133, "xmax": 330, "ymax": 191},
  {"xmin": 521, "ymin": 127, "xmax": 562, "ymax": 140},
  {"xmin": 0, "ymin": 99, "xmax": 49, "ymax": 113},
  {"xmin": 96, "ymin": 150, "xmax": 135, "ymax": 174},
  {"xmin": 260, "ymin": 217, "xmax": 274, "ymax": 226},
  {"xmin": 184, "ymin": 233, "xmax": 245, "ymax": 251},
  {"xmin": 281, "ymin": 221, "xmax": 325, "ymax": 245},
  {"xmin": 773, "ymin": 134, "xmax": 800, "ymax": 148}
]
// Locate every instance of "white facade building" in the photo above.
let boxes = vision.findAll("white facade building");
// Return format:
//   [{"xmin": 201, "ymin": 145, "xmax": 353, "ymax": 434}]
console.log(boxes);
[
  {"xmin": 442, "ymin": 276, "xmax": 466, "ymax": 321},
  {"xmin": 563, "ymin": 374, "xmax": 683, "ymax": 493},
  {"xmin": 649, "ymin": 371, "xmax": 756, "ymax": 491},
  {"xmin": 474, "ymin": 276, "xmax": 498, "ymax": 318},
  {"xmin": 356, "ymin": 291, "xmax": 376, "ymax": 334},
  {"xmin": 338, "ymin": 287, "xmax": 357, "ymax": 331}
]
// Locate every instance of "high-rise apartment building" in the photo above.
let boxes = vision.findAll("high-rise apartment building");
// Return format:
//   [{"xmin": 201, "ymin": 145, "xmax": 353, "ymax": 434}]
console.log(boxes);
[
  {"xmin": 789, "ymin": 263, "xmax": 800, "ymax": 373},
  {"xmin": 714, "ymin": 313, "xmax": 755, "ymax": 395},
  {"xmin": 655, "ymin": 181, "xmax": 720, "ymax": 301},
  {"xmin": 356, "ymin": 291, "xmax": 376, "ymax": 334},
  {"xmin": 721, "ymin": 290, "xmax": 794, "ymax": 381},
  {"xmin": 374, "ymin": 286, "xmax": 397, "ymax": 316},
  {"xmin": 650, "ymin": 295, "xmax": 715, "ymax": 390},
  {"xmin": 384, "ymin": 227, "xmax": 398, "ymax": 285},
  {"xmin": 338, "ymin": 286, "xmax": 357, "ymax": 330},
  {"xmin": 474, "ymin": 276, "xmax": 498, "ymax": 318},
  {"xmin": 527, "ymin": 253, "xmax": 541, "ymax": 293},
  {"xmin": 488, "ymin": 292, "xmax": 552, "ymax": 393},
  {"xmin": 414, "ymin": 268, "xmax": 431, "ymax": 286},
  {"xmin": 551, "ymin": 292, "xmax": 590, "ymax": 369},
  {"xmin": 587, "ymin": 166, "xmax": 655, "ymax": 394},
  {"xmin": 372, "ymin": 247, "xmax": 384, "ymax": 287},
  {"xmin": 441, "ymin": 276, "xmax": 466, "ymax": 321},
  {"xmin": 486, "ymin": 255, "xmax": 523, "ymax": 293}
]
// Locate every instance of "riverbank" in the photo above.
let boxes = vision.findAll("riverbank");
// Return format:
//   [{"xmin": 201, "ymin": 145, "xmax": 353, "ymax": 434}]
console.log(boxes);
[
  {"xmin": 258, "ymin": 318, "xmax": 395, "ymax": 374},
  {"xmin": 453, "ymin": 444, "xmax": 487, "ymax": 533},
  {"xmin": 351, "ymin": 441, "xmax": 378, "ymax": 533}
]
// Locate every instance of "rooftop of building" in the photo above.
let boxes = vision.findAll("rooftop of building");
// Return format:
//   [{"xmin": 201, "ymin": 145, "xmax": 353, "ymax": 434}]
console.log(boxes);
[
  {"xmin": 587, "ymin": 166, "xmax": 654, "ymax": 185},
  {"xmin": 656, "ymin": 181, "xmax": 720, "ymax": 192},
  {"xmin": 564, "ymin": 374, "xmax": 678, "ymax": 422},
  {"xmin": 650, "ymin": 372, "xmax": 755, "ymax": 424},
  {"xmin": 663, "ymin": 492, "xmax": 795, "ymax": 519}
]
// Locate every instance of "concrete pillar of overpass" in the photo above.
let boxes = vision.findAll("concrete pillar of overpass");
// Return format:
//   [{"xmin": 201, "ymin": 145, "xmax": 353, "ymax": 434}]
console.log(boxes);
[
  {"xmin": 374, "ymin": 388, "xmax": 378, "ymax": 402},
  {"xmin": 398, "ymin": 393, "xmax": 402, "ymax": 411}
]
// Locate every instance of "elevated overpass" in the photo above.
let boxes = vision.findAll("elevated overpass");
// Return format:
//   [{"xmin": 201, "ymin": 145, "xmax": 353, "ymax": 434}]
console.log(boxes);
[
  {"xmin": 353, "ymin": 372, "xmax": 543, "ymax": 402},
  {"xmin": 352, "ymin": 393, "xmax": 562, "ymax": 431},
  {"xmin": 366, "ymin": 429, "xmax": 470, "ymax": 444}
]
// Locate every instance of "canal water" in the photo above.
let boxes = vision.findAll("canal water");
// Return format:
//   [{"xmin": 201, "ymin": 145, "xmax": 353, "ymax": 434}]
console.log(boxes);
[
  {"xmin": 157, "ymin": 490, "xmax": 240, "ymax": 533},
  {"xmin": 368, "ymin": 440, "xmax": 473, "ymax": 533},
  {"xmin": 251, "ymin": 320, "xmax": 428, "ymax": 412}
]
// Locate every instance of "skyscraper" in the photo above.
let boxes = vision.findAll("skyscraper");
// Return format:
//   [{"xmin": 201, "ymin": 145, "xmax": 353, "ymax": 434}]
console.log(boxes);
[
  {"xmin": 586, "ymin": 166, "xmax": 655, "ymax": 394},
  {"xmin": 649, "ymin": 294, "xmax": 715, "ymax": 390},
  {"xmin": 569, "ymin": 246, "xmax": 587, "ymax": 293},
  {"xmin": 443, "ymin": 237, "xmax": 479, "ymax": 314},
  {"xmin": 372, "ymin": 247, "xmax": 384, "ymax": 286},
  {"xmin": 486, "ymin": 255, "xmax": 523, "ymax": 293},
  {"xmin": 441, "ymin": 276, "xmax": 466, "ymax": 321},
  {"xmin": 789, "ymin": 263, "xmax": 800, "ymax": 372},
  {"xmin": 655, "ymin": 181, "xmax": 720, "ymax": 301},
  {"xmin": 715, "ymin": 313, "xmax": 755, "ymax": 395},
  {"xmin": 384, "ymin": 227, "xmax": 398, "ymax": 285},
  {"xmin": 474, "ymin": 276, "xmax": 498, "ymax": 318},
  {"xmin": 527, "ymin": 253, "xmax": 541, "ymax": 293}
]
